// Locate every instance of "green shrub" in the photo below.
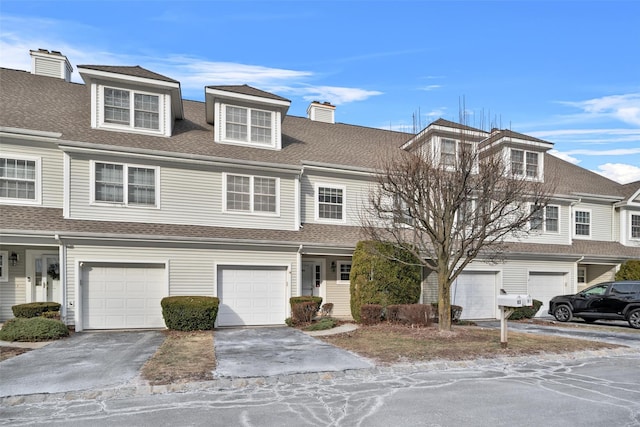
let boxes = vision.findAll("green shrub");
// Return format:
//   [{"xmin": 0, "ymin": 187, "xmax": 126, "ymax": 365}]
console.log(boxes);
[
  {"xmin": 161, "ymin": 296, "xmax": 219, "ymax": 331},
  {"xmin": 509, "ymin": 299, "xmax": 543, "ymax": 320},
  {"xmin": 12, "ymin": 302, "xmax": 61, "ymax": 318},
  {"xmin": 361, "ymin": 304, "xmax": 384, "ymax": 325},
  {"xmin": 615, "ymin": 260, "xmax": 640, "ymax": 281},
  {"xmin": 304, "ymin": 317, "xmax": 339, "ymax": 331},
  {"xmin": 0, "ymin": 317, "xmax": 69, "ymax": 342},
  {"xmin": 349, "ymin": 241, "xmax": 421, "ymax": 322}
]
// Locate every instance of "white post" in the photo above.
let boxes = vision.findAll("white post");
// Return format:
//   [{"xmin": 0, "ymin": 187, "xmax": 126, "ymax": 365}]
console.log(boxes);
[{"xmin": 499, "ymin": 306, "xmax": 515, "ymax": 348}]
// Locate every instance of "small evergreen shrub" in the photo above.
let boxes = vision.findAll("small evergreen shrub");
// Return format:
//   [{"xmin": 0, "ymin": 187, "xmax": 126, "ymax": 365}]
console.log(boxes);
[
  {"xmin": 615, "ymin": 260, "xmax": 640, "ymax": 281},
  {"xmin": 304, "ymin": 317, "xmax": 339, "ymax": 331},
  {"xmin": 291, "ymin": 301, "xmax": 318, "ymax": 324},
  {"xmin": 387, "ymin": 304, "xmax": 432, "ymax": 326},
  {"xmin": 161, "ymin": 296, "xmax": 219, "ymax": 331},
  {"xmin": 360, "ymin": 304, "xmax": 383, "ymax": 325},
  {"xmin": 509, "ymin": 299, "xmax": 543, "ymax": 320},
  {"xmin": 12, "ymin": 302, "xmax": 61, "ymax": 318},
  {"xmin": 350, "ymin": 241, "xmax": 422, "ymax": 322},
  {"xmin": 0, "ymin": 317, "xmax": 69, "ymax": 342}
]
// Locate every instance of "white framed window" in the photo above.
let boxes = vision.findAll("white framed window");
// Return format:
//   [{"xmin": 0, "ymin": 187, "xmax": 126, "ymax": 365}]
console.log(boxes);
[
  {"xmin": 223, "ymin": 173, "xmax": 279, "ymax": 215},
  {"xmin": 91, "ymin": 161, "xmax": 159, "ymax": 207},
  {"xmin": 0, "ymin": 251, "xmax": 8, "ymax": 282},
  {"xmin": 315, "ymin": 184, "xmax": 346, "ymax": 222},
  {"xmin": 337, "ymin": 261, "xmax": 352, "ymax": 284},
  {"xmin": 440, "ymin": 138, "xmax": 473, "ymax": 169},
  {"xmin": 511, "ymin": 149, "xmax": 540, "ymax": 179},
  {"xmin": 223, "ymin": 105, "xmax": 274, "ymax": 146},
  {"xmin": 100, "ymin": 86, "xmax": 163, "ymax": 134},
  {"xmin": 0, "ymin": 156, "xmax": 41, "ymax": 205},
  {"xmin": 577, "ymin": 267, "xmax": 586, "ymax": 284},
  {"xmin": 631, "ymin": 214, "xmax": 640, "ymax": 239},
  {"xmin": 530, "ymin": 204, "xmax": 559, "ymax": 233},
  {"xmin": 574, "ymin": 209, "xmax": 591, "ymax": 238}
]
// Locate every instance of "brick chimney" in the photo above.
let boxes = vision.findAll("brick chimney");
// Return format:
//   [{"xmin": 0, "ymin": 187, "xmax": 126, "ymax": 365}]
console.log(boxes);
[
  {"xmin": 307, "ymin": 101, "xmax": 336, "ymax": 124},
  {"xmin": 30, "ymin": 49, "xmax": 73, "ymax": 82}
]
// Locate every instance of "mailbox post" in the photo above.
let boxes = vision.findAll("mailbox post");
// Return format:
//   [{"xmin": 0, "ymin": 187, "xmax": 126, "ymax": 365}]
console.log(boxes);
[{"xmin": 497, "ymin": 294, "xmax": 533, "ymax": 348}]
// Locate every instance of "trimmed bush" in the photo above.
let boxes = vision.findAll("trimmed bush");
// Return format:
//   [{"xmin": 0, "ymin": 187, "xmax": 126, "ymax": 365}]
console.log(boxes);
[
  {"xmin": 291, "ymin": 301, "xmax": 318, "ymax": 324},
  {"xmin": 430, "ymin": 303, "xmax": 463, "ymax": 323},
  {"xmin": 360, "ymin": 304, "xmax": 383, "ymax": 325},
  {"xmin": 350, "ymin": 241, "xmax": 422, "ymax": 322},
  {"xmin": 387, "ymin": 304, "xmax": 432, "ymax": 326},
  {"xmin": 0, "ymin": 317, "xmax": 69, "ymax": 342},
  {"xmin": 615, "ymin": 260, "xmax": 640, "ymax": 281},
  {"xmin": 290, "ymin": 296, "xmax": 322, "ymax": 313},
  {"xmin": 12, "ymin": 302, "xmax": 61, "ymax": 318},
  {"xmin": 161, "ymin": 296, "xmax": 219, "ymax": 331},
  {"xmin": 509, "ymin": 299, "xmax": 543, "ymax": 320}
]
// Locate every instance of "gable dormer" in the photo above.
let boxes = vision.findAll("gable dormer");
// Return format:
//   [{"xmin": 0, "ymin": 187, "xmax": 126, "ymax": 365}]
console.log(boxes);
[
  {"xmin": 480, "ymin": 129, "xmax": 554, "ymax": 181},
  {"xmin": 205, "ymin": 85, "xmax": 291, "ymax": 150},
  {"xmin": 78, "ymin": 65, "xmax": 184, "ymax": 137}
]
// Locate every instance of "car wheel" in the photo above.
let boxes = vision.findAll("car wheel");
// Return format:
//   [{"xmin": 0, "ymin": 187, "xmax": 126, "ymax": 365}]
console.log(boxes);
[
  {"xmin": 553, "ymin": 305, "xmax": 572, "ymax": 322},
  {"xmin": 628, "ymin": 309, "xmax": 640, "ymax": 329}
]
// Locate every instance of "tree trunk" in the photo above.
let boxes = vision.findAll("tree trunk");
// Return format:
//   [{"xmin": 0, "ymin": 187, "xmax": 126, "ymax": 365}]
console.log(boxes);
[{"xmin": 437, "ymin": 270, "xmax": 452, "ymax": 331}]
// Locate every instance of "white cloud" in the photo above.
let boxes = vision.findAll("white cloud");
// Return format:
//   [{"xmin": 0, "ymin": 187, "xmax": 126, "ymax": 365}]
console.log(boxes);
[
  {"xmin": 558, "ymin": 93, "xmax": 640, "ymax": 126},
  {"xmin": 421, "ymin": 85, "xmax": 441, "ymax": 91},
  {"xmin": 562, "ymin": 147, "xmax": 640, "ymax": 156},
  {"xmin": 548, "ymin": 150, "xmax": 581, "ymax": 164},
  {"xmin": 296, "ymin": 86, "xmax": 383, "ymax": 105},
  {"xmin": 593, "ymin": 163, "xmax": 640, "ymax": 184}
]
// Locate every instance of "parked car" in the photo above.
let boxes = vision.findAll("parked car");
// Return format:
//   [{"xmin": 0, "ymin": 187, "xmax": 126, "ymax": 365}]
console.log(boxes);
[{"xmin": 548, "ymin": 281, "xmax": 640, "ymax": 329}]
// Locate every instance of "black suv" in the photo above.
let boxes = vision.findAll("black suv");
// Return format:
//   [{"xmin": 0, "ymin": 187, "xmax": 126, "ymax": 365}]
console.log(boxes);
[{"xmin": 548, "ymin": 281, "xmax": 640, "ymax": 329}]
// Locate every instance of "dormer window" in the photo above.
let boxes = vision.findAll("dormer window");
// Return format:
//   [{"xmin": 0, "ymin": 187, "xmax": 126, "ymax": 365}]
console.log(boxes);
[
  {"xmin": 224, "ymin": 106, "xmax": 273, "ymax": 145},
  {"xmin": 103, "ymin": 87, "xmax": 161, "ymax": 131},
  {"xmin": 511, "ymin": 149, "xmax": 539, "ymax": 179},
  {"xmin": 440, "ymin": 138, "xmax": 473, "ymax": 169}
]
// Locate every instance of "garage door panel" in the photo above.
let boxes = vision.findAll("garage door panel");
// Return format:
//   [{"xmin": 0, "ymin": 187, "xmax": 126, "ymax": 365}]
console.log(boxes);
[
  {"xmin": 217, "ymin": 266, "xmax": 287, "ymax": 327},
  {"xmin": 452, "ymin": 272, "xmax": 498, "ymax": 320},
  {"xmin": 82, "ymin": 263, "xmax": 166, "ymax": 329},
  {"xmin": 529, "ymin": 272, "xmax": 566, "ymax": 317}
]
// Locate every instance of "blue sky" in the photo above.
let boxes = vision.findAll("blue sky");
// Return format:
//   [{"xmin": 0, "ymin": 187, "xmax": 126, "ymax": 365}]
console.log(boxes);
[{"xmin": 2, "ymin": 0, "xmax": 639, "ymax": 184}]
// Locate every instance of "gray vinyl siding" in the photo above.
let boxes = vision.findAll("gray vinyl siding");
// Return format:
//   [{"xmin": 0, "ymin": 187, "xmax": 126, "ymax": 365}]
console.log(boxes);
[
  {"xmin": 323, "ymin": 256, "xmax": 353, "ymax": 318},
  {"xmin": 64, "ymin": 244, "xmax": 298, "ymax": 326},
  {"xmin": 300, "ymin": 171, "xmax": 375, "ymax": 226},
  {"xmin": 501, "ymin": 260, "xmax": 574, "ymax": 295},
  {"xmin": 0, "ymin": 140, "xmax": 64, "ymax": 208},
  {"xmin": 67, "ymin": 153, "xmax": 297, "ymax": 230},
  {"xmin": 0, "ymin": 247, "xmax": 28, "ymax": 321},
  {"xmin": 573, "ymin": 201, "xmax": 613, "ymax": 241},
  {"xmin": 583, "ymin": 264, "xmax": 616, "ymax": 289}
]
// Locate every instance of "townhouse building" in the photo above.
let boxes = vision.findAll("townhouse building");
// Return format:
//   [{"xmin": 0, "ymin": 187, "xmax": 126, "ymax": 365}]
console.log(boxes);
[{"xmin": 1, "ymin": 49, "xmax": 638, "ymax": 330}]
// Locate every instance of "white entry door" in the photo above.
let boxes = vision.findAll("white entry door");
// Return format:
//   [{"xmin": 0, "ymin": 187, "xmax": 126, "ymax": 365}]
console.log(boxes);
[
  {"xmin": 451, "ymin": 271, "xmax": 498, "ymax": 319},
  {"xmin": 301, "ymin": 262, "xmax": 321, "ymax": 297},
  {"xmin": 217, "ymin": 266, "xmax": 287, "ymax": 327},
  {"xmin": 30, "ymin": 254, "xmax": 60, "ymax": 303},
  {"xmin": 528, "ymin": 272, "xmax": 567, "ymax": 317}
]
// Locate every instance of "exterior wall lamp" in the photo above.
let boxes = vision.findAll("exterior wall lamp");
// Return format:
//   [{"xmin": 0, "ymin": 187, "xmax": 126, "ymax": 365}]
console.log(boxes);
[
  {"xmin": 330, "ymin": 261, "xmax": 336, "ymax": 272},
  {"xmin": 9, "ymin": 252, "xmax": 19, "ymax": 266}
]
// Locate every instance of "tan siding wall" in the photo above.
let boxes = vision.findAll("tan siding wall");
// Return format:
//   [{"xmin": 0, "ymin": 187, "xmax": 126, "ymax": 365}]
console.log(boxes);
[
  {"xmin": 0, "ymin": 140, "xmax": 64, "ymax": 208},
  {"xmin": 64, "ymin": 244, "xmax": 298, "ymax": 326},
  {"xmin": 68, "ymin": 153, "xmax": 297, "ymax": 230},
  {"xmin": 583, "ymin": 264, "xmax": 616, "ymax": 289},
  {"xmin": 301, "ymin": 172, "xmax": 375, "ymax": 226},
  {"xmin": 0, "ymin": 247, "xmax": 28, "ymax": 321},
  {"xmin": 323, "ymin": 256, "xmax": 353, "ymax": 318}
]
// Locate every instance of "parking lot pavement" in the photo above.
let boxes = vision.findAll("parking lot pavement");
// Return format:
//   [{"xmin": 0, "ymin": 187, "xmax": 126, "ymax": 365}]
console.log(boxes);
[{"xmin": 0, "ymin": 331, "xmax": 165, "ymax": 397}]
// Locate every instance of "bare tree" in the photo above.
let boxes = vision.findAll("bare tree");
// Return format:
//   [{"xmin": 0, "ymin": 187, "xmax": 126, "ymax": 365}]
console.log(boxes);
[{"xmin": 362, "ymin": 118, "xmax": 555, "ymax": 331}]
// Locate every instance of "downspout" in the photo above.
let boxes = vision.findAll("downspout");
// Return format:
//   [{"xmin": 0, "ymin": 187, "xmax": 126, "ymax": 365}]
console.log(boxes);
[{"xmin": 55, "ymin": 234, "xmax": 67, "ymax": 323}]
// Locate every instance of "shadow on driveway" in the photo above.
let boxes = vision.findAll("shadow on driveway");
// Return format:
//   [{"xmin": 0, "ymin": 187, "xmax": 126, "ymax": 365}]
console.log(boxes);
[
  {"xmin": 214, "ymin": 327, "xmax": 372, "ymax": 378},
  {"xmin": 0, "ymin": 331, "xmax": 165, "ymax": 397}
]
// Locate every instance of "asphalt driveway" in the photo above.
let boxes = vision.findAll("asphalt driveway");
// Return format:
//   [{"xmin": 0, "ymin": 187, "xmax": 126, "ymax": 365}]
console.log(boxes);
[
  {"xmin": 0, "ymin": 331, "xmax": 165, "ymax": 397},
  {"xmin": 214, "ymin": 327, "xmax": 373, "ymax": 377}
]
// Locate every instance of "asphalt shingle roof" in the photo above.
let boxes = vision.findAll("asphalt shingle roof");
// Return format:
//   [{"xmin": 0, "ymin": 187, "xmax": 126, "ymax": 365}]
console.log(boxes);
[{"xmin": 77, "ymin": 65, "xmax": 180, "ymax": 83}]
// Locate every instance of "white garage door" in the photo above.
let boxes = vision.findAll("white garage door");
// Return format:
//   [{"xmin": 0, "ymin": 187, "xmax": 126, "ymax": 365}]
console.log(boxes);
[
  {"xmin": 217, "ymin": 266, "xmax": 287, "ymax": 327},
  {"xmin": 81, "ymin": 263, "xmax": 166, "ymax": 329},
  {"xmin": 451, "ymin": 271, "xmax": 498, "ymax": 319},
  {"xmin": 529, "ymin": 272, "xmax": 566, "ymax": 317}
]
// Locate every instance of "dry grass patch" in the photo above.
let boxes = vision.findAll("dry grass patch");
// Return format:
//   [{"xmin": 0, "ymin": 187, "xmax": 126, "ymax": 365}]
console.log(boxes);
[
  {"xmin": 0, "ymin": 346, "xmax": 31, "ymax": 362},
  {"xmin": 320, "ymin": 324, "xmax": 622, "ymax": 364},
  {"xmin": 141, "ymin": 330, "xmax": 216, "ymax": 385}
]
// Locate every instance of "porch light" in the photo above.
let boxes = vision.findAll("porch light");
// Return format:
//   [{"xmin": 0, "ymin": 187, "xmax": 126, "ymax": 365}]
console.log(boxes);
[
  {"xmin": 331, "ymin": 261, "xmax": 336, "ymax": 272},
  {"xmin": 9, "ymin": 252, "xmax": 19, "ymax": 266}
]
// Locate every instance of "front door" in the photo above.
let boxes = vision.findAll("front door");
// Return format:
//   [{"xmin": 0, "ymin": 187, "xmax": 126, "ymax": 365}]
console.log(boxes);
[
  {"xmin": 33, "ymin": 255, "xmax": 60, "ymax": 303},
  {"xmin": 301, "ymin": 262, "xmax": 321, "ymax": 297}
]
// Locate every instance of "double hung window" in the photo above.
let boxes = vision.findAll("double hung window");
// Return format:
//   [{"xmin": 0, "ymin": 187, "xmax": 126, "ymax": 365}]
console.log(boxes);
[
  {"xmin": 225, "ymin": 174, "xmax": 277, "ymax": 214},
  {"xmin": 631, "ymin": 214, "xmax": 640, "ymax": 239},
  {"xmin": 511, "ymin": 149, "xmax": 540, "ymax": 178},
  {"xmin": 94, "ymin": 162, "xmax": 157, "ymax": 207},
  {"xmin": 317, "ymin": 186, "xmax": 345, "ymax": 221},
  {"xmin": 0, "ymin": 157, "xmax": 39, "ymax": 202},
  {"xmin": 575, "ymin": 210, "xmax": 591, "ymax": 237},
  {"xmin": 225, "ymin": 106, "xmax": 273, "ymax": 145},
  {"xmin": 530, "ymin": 205, "xmax": 559, "ymax": 232},
  {"xmin": 104, "ymin": 88, "xmax": 160, "ymax": 131}
]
